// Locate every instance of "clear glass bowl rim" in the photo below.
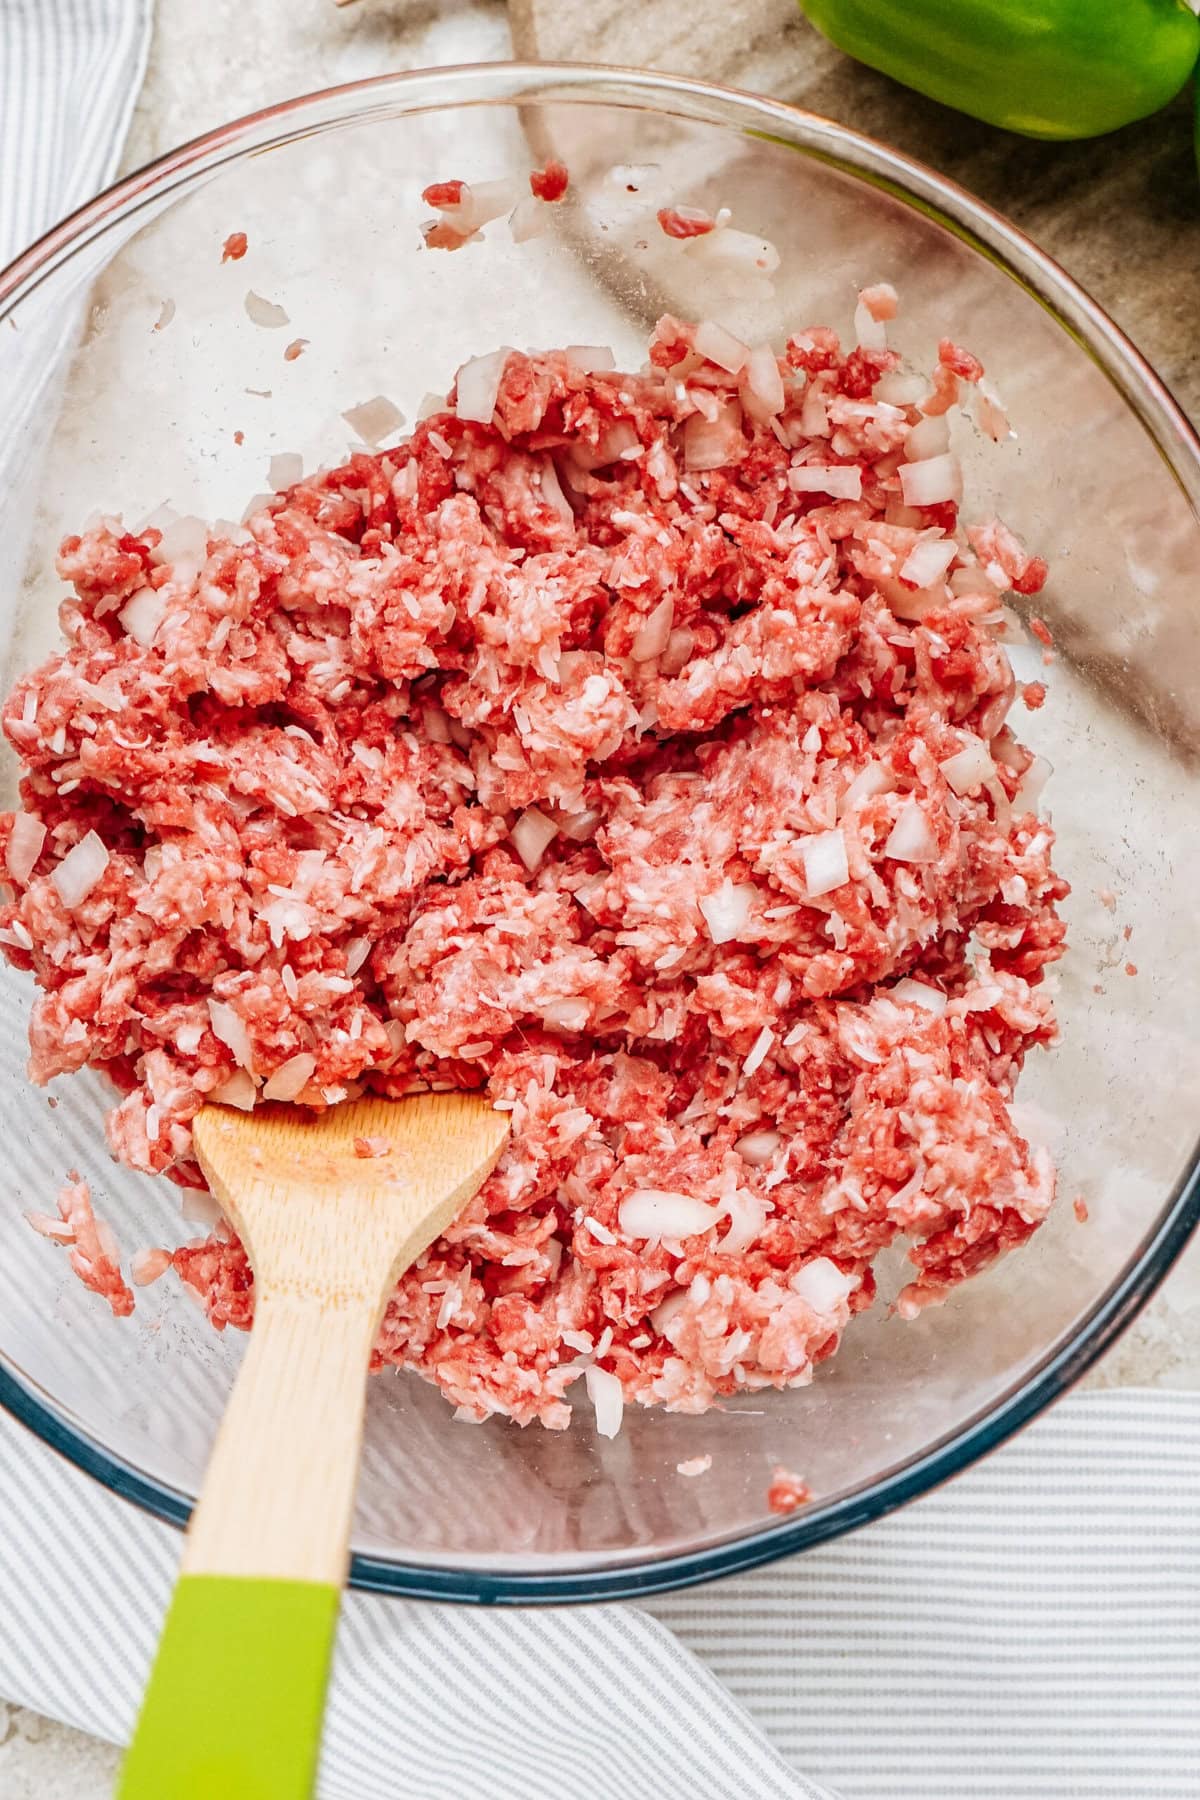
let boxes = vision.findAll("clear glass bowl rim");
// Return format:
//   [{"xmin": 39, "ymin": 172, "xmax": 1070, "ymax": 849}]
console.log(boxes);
[{"xmin": 1, "ymin": 59, "xmax": 1197, "ymax": 1605}]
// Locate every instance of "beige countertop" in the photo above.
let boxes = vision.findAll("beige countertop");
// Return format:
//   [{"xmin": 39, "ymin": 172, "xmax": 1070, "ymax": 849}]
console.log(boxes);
[{"xmin": 6, "ymin": 0, "xmax": 1199, "ymax": 1785}]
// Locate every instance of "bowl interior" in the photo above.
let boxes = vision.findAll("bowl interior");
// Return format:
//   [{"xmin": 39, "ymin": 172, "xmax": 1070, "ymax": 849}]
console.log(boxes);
[{"xmin": 1, "ymin": 68, "xmax": 1198, "ymax": 1599}]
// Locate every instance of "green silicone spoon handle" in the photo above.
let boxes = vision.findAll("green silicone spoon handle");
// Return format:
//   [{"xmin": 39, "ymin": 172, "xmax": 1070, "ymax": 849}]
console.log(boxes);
[{"xmin": 117, "ymin": 1574, "xmax": 339, "ymax": 1800}]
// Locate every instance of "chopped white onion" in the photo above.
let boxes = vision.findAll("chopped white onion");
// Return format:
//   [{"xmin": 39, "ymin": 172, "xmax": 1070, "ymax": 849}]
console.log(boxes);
[
  {"xmin": 131, "ymin": 1247, "xmax": 172, "ymax": 1287},
  {"xmin": 742, "ymin": 342, "xmax": 786, "ymax": 421},
  {"xmin": 694, "ymin": 319, "xmax": 750, "ymax": 375},
  {"xmin": 511, "ymin": 806, "xmax": 557, "ymax": 872},
  {"xmin": 898, "ymin": 535, "xmax": 957, "ymax": 589},
  {"xmin": 735, "ymin": 1128, "xmax": 782, "ymax": 1168},
  {"xmin": 585, "ymin": 1364, "xmax": 624, "ymax": 1439},
  {"xmin": 458, "ymin": 176, "xmax": 522, "ymax": 232},
  {"xmin": 685, "ymin": 227, "xmax": 781, "ymax": 278},
  {"xmin": 244, "ymin": 290, "xmax": 290, "ymax": 329},
  {"xmin": 939, "ymin": 738, "xmax": 995, "ymax": 795},
  {"xmin": 743, "ymin": 1025, "xmax": 774, "ymax": 1077},
  {"xmin": 788, "ymin": 464, "xmax": 863, "ymax": 501},
  {"xmin": 659, "ymin": 627, "xmax": 694, "ymax": 676},
  {"xmin": 344, "ymin": 936, "xmax": 371, "ymax": 975},
  {"xmin": 508, "ymin": 194, "xmax": 548, "ymax": 241},
  {"xmin": 118, "ymin": 586, "xmax": 168, "ymax": 649},
  {"xmin": 268, "ymin": 451, "xmax": 303, "ymax": 491},
  {"xmin": 542, "ymin": 997, "xmax": 590, "ymax": 1033},
  {"xmin": 799, "ymin": 381, "xmax": 829, "ymax": 438},
  {"xmin": 891, "ymin": 978, "xmax": 948, "ymax": 1016},
  {"xmin": 619, "ymin": 1189, "xmax": 724, "ymax": 1241},
  {"xmin": 206, "ymin": 998, "xmax": 255, "ymax": 1072},
  {"xmin": 211, "ymin": 1068, "xmax": 256, "ymax": 1111},
  {"xmin": 151, "ymin": 514, "xmax": 210, "ymax": 567},
  {"xmin": 975, "ymin": 380, "xmax": 1012, "ymax": 443},
  {"xmin": 790, "ymin": 1256, "xmax": 854, "ymax": 1315},
  {"xmin": 52, "ymin": 831, "xmax": 109, "ymax": 909},
  {"xmin": 719, "ymin": 1190, "xmax": 767, "ymax": 1255},
  {"xmin": 630, "ymin": 595, "xmax": 674, "ymax": 661},
  {"xmin": 262, "ymin": 1052, "xmax": 317, "ymax": 1102},
  {"xmin": 7, "ymin": 813, "xmax": 46, "ymax": 884},
  {"xmin": 650, "ymin": 1289, "xmax": 689, "ymax": 1334},
  {"xmin": 699, "ymin": 878, "xmax": 756, "ymax": 944},
  {"xmin": 455, "ymin": 349, "xmax": 509, "ymax": 425},
  {"xmin": 342, "ymin": 395, "xmax": 405, "ymax": 447},
  {"xmin": 898, "ymin": 452, "xmax": 962, "ymax": 509},
  {"xmin": 904, "ymin": 413, "xmax": 950, "ymax": 461},
  {"xmin": 853, "ymin": 299, "xmax": 887, "ymax": 350},
  {"xmin": 683, "ymin": 400, "xmax": 743, "ymax": 472},
  {"xmin": 884, "ymin": 799, "xmax": 938, "ymax": 863},
  {"xmin": 537, "ymin": 457, "xmax": 575, "ymax": 528},
  {"xmin": 563, "ymin": 344, "xmax": 616, "ymax": 372},
  {"xmin": 875, "ymin": 371, "xmax": 928, "ymax": 406},
  {"xmin": 840, "ymin": 760, "xmax": 893, "ymax": 814},
  {"xmin": 1015, "ymin": 754, "xmax": 1052, "ymax": 814},
  {"xmin": 800, "ymin": 827, "xmax": 849, "ymax": 897},
  {"xmin": 559, "ymin": 806, "xmax": 603, "ymax": 843}
]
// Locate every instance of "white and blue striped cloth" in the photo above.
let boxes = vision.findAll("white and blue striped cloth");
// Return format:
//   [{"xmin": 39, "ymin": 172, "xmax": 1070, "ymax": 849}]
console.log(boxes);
[{"xmin": 2, "ymin": 6, "xmax": 1200, "ymax": 1797}]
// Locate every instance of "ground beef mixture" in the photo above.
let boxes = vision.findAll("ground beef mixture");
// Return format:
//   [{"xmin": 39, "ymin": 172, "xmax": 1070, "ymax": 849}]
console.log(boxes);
[{"xmin": 0, "ymin": 310, "xmax": 1067, "ymax": 1430}]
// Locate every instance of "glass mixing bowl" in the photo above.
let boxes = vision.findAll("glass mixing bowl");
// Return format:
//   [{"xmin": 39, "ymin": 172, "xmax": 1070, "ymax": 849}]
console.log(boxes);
[{"xmin": 0, "ymin": 62, "xmax": 1197, "ymax": 1604}]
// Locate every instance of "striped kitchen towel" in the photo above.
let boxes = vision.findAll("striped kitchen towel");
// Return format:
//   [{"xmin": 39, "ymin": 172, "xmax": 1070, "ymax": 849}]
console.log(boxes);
[{"xmin": 2, "ymin": 1388, "xmax": 1199, "ymax": 1797}]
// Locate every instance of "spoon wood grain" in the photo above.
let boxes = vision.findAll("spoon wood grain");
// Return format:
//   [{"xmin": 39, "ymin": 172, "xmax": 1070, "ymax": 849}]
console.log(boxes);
[{"xmin": 118, "ymin": 1091, "xmax": 509, "ymax": 1800}]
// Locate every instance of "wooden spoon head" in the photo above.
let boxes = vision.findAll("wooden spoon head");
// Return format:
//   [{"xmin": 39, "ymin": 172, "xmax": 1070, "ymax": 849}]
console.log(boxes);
[{"xmin": 192, "ymin": 1091, "xmax": 510, "ymax": 1305}]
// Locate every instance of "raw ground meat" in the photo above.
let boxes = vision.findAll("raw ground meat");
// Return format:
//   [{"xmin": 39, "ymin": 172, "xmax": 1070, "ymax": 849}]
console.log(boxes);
[
  {"xmin": 0, "ymin": 306, "xmax": 1067, "ymax": 1431},
  {"xmin": 24, "ymin": 1180, "xmax": 135, "ymax": 1317}
]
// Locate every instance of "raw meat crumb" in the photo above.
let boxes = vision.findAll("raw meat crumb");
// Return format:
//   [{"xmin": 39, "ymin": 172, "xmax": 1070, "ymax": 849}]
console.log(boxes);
[
  {"xmin": 221, "ymin": 232, "xmax": 248, "ymax": 263},
  {"xmin": 657, "ymin": 206, "xmax": 716, "ymax": 239},
  {"xmin": 283, "ymin": 339, "xmax": 309, "ymax": 363},
  {"xmin": 1073, "ymin": 1197, "xmax": 1089, "ymax": 1224},
  {"xmin": 1098, "ymin": 887, "xmax": 1116, "ymax": 910},
  {"xmin": 1022, "ymin": 681, "xmax": 1046, "ymax": 710},
  {"xmin": 1125, "ymin": 962, "xmax": 1138, "ymax": 977},
  {"xmin": 1122, "ymin": 924, "xmax": 1132, "ymax": 942},
  {"xmin": 677, "ymin": 1454, "xmax": 712, "ymax": 1477},
  {"xmin": 529, "ymin": 161, "xmax": 569, "ymax": 202},
  {"xmin": 30, "ymin": 1181, "xmax": 135, "ymax": 1317},
  {"xmin": 0, "ymin": 316, "xmax": 1067, "ymax": 1430},
  {"xmin": 767, "ymin": 1466, "xmax": 812, "ymax": 1514},
  {"xmin": 1029, "ymin": 617, "xmax": 1054, "ymax": 648},
  {"xmin": 233, "ymin": 430, "xmax": 245, "ymax": 447},
  {"xmin": 422, "ymin": 180, "xmax": 467, "ymax": 209}
]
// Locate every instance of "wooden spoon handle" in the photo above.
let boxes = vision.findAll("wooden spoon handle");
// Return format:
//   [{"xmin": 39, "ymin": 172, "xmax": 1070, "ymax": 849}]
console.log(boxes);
[
  {"xmin": 118, "ymin": 1287, "xmax": 380, "ymax": 1799},
  {"xmin": 185, "ymin": 1287, "xmax": 379, "ymax": 1583}
]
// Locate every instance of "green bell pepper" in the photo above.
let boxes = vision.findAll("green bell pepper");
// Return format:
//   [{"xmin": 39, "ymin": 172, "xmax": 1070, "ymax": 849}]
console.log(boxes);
[{"xmin": 801, "ymin": 0, "xmax": 1200, "ymax": 140}]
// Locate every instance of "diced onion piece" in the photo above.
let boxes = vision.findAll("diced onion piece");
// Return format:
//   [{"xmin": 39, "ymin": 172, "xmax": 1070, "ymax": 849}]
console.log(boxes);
[
  {"xmin": 630, "ymin": 595, "xmax": 674, "ymax": 661},
  {"xmin": 898, "ymin": 535, "xmax": 957, "ymax": 589},
  {"xmin": 904, "ymin": 413, "xmax": 950, "ymax": 461},
  {"xmin": 150, "ymin": 514, "xmax": 209, "ymax": 567},
  {"xmin": 268, "ymin": 451, "xmax": 303, "ymax": 491},
  {"xmin": 462, "ymin": 177, "xmax": 521, "ymax": 230},
  {"xmin": 686, "ymin": 227, "xmax": 781, "ymax": 278},
  {"xmin": 742, "ymin": 342, "xmax": 786, "ymax": 421},
  {"xmin": 119, "ymin": 586, "xmax": 169, "ymax": 648},
  {"xmin": 536, "ymin": 457, "xmax": 575, "ymax": 528},
  {"xmin": 799, "ymin": 382, "xmax": 829, "ymax": 437},
  {"xmin": 619, "ymin": 1189, "xmax": 724, "ymax": 1241},
  {"xmin": 563, "ymin": 344, "xmax": 616, "ymax": 372},
  {"xmin": 939, "ymin": 738, "xmax": 995, "ymax": 795},
  {"xmin": 207, "ymin": 999, "xmax": 254, "ymax": 1071},
  {"xmin": 788, "ymin": 464, "xmax": 863, "ymax": 501},
  {"xmin": 699, "ymin": 878, "xmax": 756, "ymax": 944},
  {"xmin": 52, "ymin": 831, "xmax": 109, "ymax": 908},
  {"xmin": 694, "ymin": 319, "xmax": 750, "ymax": 375},
  {"xmin": 211, "ymin": 1068, "xmax": 256, "ymax": 1111},
  {"xmin": 542, "ymin": 997, "xmax": 589, "ymax": 1032},
  {"xmin": 344, "ymin": 936, "xmax": 371, "ymax": 975},
  {"xmin": 659, "ymin": 627, "xmax": 694, "ymax": 676},
  {"xmin": 585, "ymin": 1364, "xmax": 624, "ymax": 1439},
  {"xmin": 735, "ymin": 1128, "xmax": 782, "ymax": 1167},
  {"xmin": 559, "ymin": 807, "xmax": 603, "ymax": 843},
  {"xmin": 743, "ymin": 1025, "xmax": 773, "ymax": 1077},
  {"xmin": 342, "ymin": 395, "xmax": 404, "ymax": 447},
  {"xmin": 509, "ymin": 194, "xmax": 548, "ymax": 242},
  {"xmin": 1015, "ymin": 754, "xmax": 1052, "ymax": 814},
  {"xmin": 858, "ymin": 282, "xmax": 898, "ymax": 322},
  {"xmin": 898, "ymin": 453, "xmax": 962, "ymax": 509},
  {"xmin": 891, "ymin": 978, "xmax": 948, "ymax": 1016},
  {"xmin": 975, "ymin": 380, "xmax": 1011, "ymax": 443},
  {"xmin": 7, "ymin": 813, "xmax": 46, "ymax": 884},
  {"xmin": 455, "ymin": 349, "xmax": 509, "ymax": 425},
  {"xmin": 791, "ymin": 1255, "xmax": 854, "ymax": 1315},
  {"xmin": 884, "ymin": 799, "xmax": 939, "ymax": 863},
  {"xmin": 131, "ymin": 1247, "xmax": 172, "ymax": 1286},
  {"xmin": 511, "ymin": 806, "xmax": 557, "ymax": 871},
  {"xmin": 262, "ymin": 1052, "xmax": 317, "ymax": 1102},
  {"xmin": 840, "ymin": 761, "xmax": 894, "ymax": 814},
  {"xmin": 683, "ymin": 400, "xmax": 743, "ymax": 472},
  {"xmin": 875, "ymin": 370, "xmax": 927, "ymax": 406},
  {"xmin": 650, "ymin": 1289, "xmax": 688, "ymax": 1334},
  {"xmin": 800, "ymin": 828, "xmax": 849, "ymax": 898},
  {"xmin": 719, "ymin": 1190, "xmax": 767, "ymax": 1255},
  {"xmin": 853, "ymin": 299, "xmax": 887, "ymax": 350},
  {"xmin": 244, "ymin": 291, "xmax": 289, "ymax": 329}
]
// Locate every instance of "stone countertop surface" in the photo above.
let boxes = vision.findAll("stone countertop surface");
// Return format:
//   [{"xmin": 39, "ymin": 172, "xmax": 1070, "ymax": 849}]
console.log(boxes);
[{"xmin": 5, "ymin": 0, "xmax": 1199, "ymax": 1787}]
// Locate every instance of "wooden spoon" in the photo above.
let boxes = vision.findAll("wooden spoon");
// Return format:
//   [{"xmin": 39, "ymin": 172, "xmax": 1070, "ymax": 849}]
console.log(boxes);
[{"xmin": 118, "ymin": 1091, "xmax": 510, "ymax": 1800}]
